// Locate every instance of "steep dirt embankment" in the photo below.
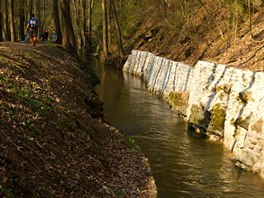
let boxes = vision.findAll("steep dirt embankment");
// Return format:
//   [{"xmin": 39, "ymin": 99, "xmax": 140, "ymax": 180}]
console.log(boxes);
[
  {"xmin": 0, "ymin": 42, "xmax": 156, "ymax": 197},
  {"xmin": 122, "ymin": 0, "xmax": 264, "ymax": 72}
]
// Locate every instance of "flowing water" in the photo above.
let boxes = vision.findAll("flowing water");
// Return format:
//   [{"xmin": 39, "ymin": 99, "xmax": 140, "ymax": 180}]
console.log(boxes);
[{"xmin": 93, "ymin": 61, "xmax": 264, "ymax": 198}]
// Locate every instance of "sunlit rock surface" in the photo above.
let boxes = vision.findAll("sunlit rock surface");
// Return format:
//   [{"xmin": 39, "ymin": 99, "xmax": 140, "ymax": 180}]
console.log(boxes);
[{"xmin": 124, "ymin": 50, "xmax": 264, "ymax": 178}]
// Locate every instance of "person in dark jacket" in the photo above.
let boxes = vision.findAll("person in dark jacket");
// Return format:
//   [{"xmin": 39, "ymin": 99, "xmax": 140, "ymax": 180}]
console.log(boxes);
[
  {"xmin": 40, "ymin": 29, "xmax": 49, "ymax": 42},
  {"xmin": 24, "ymin": 13, "xmax": 39, "ymax": 46}
]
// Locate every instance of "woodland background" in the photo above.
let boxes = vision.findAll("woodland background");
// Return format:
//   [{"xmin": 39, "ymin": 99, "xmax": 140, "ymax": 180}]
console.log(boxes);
[{"xmin": 1, "ymin": 0, "xmax": 264, "ymax": 70}]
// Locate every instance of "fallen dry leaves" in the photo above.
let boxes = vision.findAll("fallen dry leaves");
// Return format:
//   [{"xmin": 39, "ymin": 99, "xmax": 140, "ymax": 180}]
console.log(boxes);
[{"xmin": 0, "ymin": 42, "xmax": 155, "ymax": 197}]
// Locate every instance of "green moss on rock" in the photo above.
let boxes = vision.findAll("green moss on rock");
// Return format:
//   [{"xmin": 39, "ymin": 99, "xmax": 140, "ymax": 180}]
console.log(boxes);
[
  {"xmin": 169, "ymin": 91, "xmax": 189, "ymax": 116},
  {"xmin": 189, "ymin": 104, "xmax": 205, "ymax": 125},
  {"xmin": 207, "ymin": 103, "xmax": 226, "ymax": 136}
]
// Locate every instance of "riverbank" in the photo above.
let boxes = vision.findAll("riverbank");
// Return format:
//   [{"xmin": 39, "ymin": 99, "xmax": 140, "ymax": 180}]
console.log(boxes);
[
  {"xmin": 124, "ymin": 50, "xmax": 264, "ymax": 179},
  {"xmin": 0, "ymin": 42, "xmax": 156, "ymax": 197}
]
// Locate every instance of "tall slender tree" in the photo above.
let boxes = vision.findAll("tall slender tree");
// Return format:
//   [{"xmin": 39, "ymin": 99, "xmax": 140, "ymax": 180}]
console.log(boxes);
[
  {"xmin": 3, "ymin": 0, "xmax": 9, "ymax": 41},
  {"xmin": 60, "ymin": 0, "xmax": 77, "ymax": 55},
  {"xmin": 28, "ymin": 0, "xmax": 33, "ymax": 18},
  {"xmin": 8, "ymin": 0, "xmax": 15, "ymax": 41},
  {"xmin": 88, "ymin": 0, "xmax": 94, "ymax": 50},
  {"xmin": 42, "ymin": 0, "xmax": 46, "ymax": 31},
  {"xmin": 248, "ymin": 0, "xmax": 253, "ymax": 39},
  {"xmin": 19, "ymin": 0, "xmax": 25, "ymax": 41},
  {"xmin": 102, "ymin": 0, "xmax": 109, "ymax": 59},
  {"xmin": 81, "ymin": 0, "xmax": 86, "ymax": 50},
  {"xmin": 0, "ymin": 1, "xmax": 2, "ymax": 41},
  {"xmin": 37, "ymin": 0, "xmax": 41, "ymax": 33},
  {"xmin": 110, "ymin": 0, "xmax": 124, "ymax": 60},
  {"xmin": 52, "ymin": 0, "xmax": 62, "ymax": 44},
  {"xmin": 73, "ymin": 0, "xmax": 83, "ymax": 57},
  {"xmin": 107, "ymin": 0, "xmax": 112, "ymax": 50},
  {"xmin": 82, "ymin": 0, "xmax": 87, "ymax": 34}
]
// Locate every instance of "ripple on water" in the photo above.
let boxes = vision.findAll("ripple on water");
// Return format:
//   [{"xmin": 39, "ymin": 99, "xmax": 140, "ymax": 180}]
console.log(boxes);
[{"xmin": 94, "ymin": 63, "xmax": 264, "ymax": 198}]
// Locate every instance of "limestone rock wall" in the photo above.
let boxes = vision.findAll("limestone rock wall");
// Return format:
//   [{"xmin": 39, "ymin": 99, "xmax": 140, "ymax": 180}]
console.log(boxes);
[{"xmin": 123, "ymin": 50, "xmax": 264, "ymax": 178}]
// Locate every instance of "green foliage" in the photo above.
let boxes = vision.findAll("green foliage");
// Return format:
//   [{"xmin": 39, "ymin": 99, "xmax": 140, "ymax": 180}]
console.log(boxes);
[
  {"xmin": 0, "ymin": 185, "xmax": 15, "ymax": 198},
  {"xmin": 92, "ymin": 0, "xmax": 103, "ymax": 31},
  {"xmin": 113, "ymin": 188, "xmax": 126, "ymax": 197},
  {"xmin": 9, "ymin": 83, "xmax": 53, "ymax": 116},
  {"xmin": 124, "ymin": 137, "xmax": 141, "ymax": 150},
  {"xmin": 0, "ymin": 73, "xmax": 4, "ymax": 82},
  {"xmin": 122, "ymin": 21, "xmax": 142, "ymax": 39},
  {"xmin": 0, "ymin": 172, "xmax": 19, "ymax": 198},
  {"xmin": 117, "ymin": 0, "xmax": 148, "ymax": 37}
]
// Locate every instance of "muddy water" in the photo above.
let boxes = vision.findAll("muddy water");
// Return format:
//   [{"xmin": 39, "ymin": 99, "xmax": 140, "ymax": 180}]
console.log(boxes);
[{"xmin": 93, "ymin": 63, "xmax": 264, "ymax": 198}]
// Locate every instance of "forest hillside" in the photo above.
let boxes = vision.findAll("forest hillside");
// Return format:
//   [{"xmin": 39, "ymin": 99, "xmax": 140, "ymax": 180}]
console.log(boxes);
[{"xmin": 117, "ymin": 0, "xmax": 264, "ymax": 72}]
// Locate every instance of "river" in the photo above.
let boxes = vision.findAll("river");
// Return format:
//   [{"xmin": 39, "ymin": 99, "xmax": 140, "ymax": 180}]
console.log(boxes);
[{"xmin": 93, "ymin": 61, "xmax": 264, "ymax": 198}]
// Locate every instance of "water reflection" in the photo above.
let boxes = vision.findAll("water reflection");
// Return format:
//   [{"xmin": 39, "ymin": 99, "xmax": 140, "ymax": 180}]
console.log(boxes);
[{"xmin": 93, "ymin": 62, "xmax": 264, "ymax": 198}]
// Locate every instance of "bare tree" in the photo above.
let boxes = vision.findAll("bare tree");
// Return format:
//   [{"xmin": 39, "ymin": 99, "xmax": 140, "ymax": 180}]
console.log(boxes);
[
  {"xmin": 73, "ymin": 0, "xmax": 83, "ymax": 57},
  {"xmin": 110, "ymin": 0, "xmax": 124, "ymax": 60},
  {"xmin": 52, "ymin": 0, "xmax": 62, "ymax": 44},
  {"xmin": 82, "ymin": 0, "xmax": 87, "ymax": 45},
  {"xmin": 42, "ymin": 0, "xmax": 46, "ymax": 31},
  {"xmin": 28, "ymin": 0, "xmax": 33, "ymax": 18},
  {"xmin": 0, "ymin": 1, "xmax": 2, "ymax": 41},
  {"xmin": 8, "ymin": 0, "xmax": 15, "ymax": 41},
  {"xmin": 37, "ymin": 0, "xmax": 41, "ymax": 34},
  {"xmin": 248, "ymin": 0, "xmax": 253, "ymax": 39},
  {"xmin": 107, "ymin": 0, "xmax": 112, "ymax": 50},
  {"xmin": 2, "ymin": 0, "xmax": 9, "ymax": 41},
  {"xmin": 88, "ymin": 0, "xmax": 94, "ymax": 50},
  {"xmin": 19, "ymin": 0, "xmax": 25, "ymax": 41},
  {"xmin": 60, "ymin": 0, "xmax": 77, "ymax": 55},
  {"xmin": 102, "ymin": 0, "xmax": 109, "ymax": 59}
]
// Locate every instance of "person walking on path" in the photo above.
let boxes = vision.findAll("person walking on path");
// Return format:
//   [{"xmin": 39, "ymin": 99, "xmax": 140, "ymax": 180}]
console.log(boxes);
[{"xmin": 24, "ymin": 14, "xmax": 39, "ymax": 46}]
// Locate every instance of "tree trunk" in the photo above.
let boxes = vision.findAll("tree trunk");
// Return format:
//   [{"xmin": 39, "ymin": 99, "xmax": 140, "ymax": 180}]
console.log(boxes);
[
  {"xmin": 3, "ymin": 0, "xmax": 9, "ymax": 41},
  {"xmin": 73, "ymin": 0, "xmax": 83, "ymax": 57},
  {"xmin": 102, "ymin": 0, "xmax": 109, "ymax": 59},
  {"xmin": 8, "ymin": 0, "xmax": 15, "ymax": 41},
  {"xmin": 42, "ymin": 0, "xmax": 46, "ymax": 30},
  {"xmin": 107, "ymin": 0, "xmax": 112, "ymax": 50},
  {"xmin": 82, "ymin": 0, "xmax": 86, "ymax": 49},
  {"xmin": 0, "ymin": 1, "xmax": 2, "ymax": 41},
  {"xmin": 62, "ymin": 17, "xmax": 67, "ymax": 47},
  {"xmin": 19, "ymin": 0, "xmax": 25, "ymax": 41},
  {"xmin": 88, "ymin": 0, "xmax": 94, "ymax": 51},
  {"xmin": 248, "ymin": 0, "xmax": 253, "ymax": 39},
  {"xmin": 28, "ymin": 0, "xmax": 33, "ymax": 18},
  {"xmin": 82, "ymin": 0, "xmax": 87, "ymax": 33},
  {"xmin": 110, "ymin": 0, "xmax": 124, "ymax": 60},
  {"xmin": 37, "ymin": 0, "xmax": 41, "ymax": 34},
  {"xmin": 52, "ymin": 0, "xmax": 62, "ymax": 44},
  {"xmin": 60, "ymin": 0, "xmax": 77, "ymax": 55}
]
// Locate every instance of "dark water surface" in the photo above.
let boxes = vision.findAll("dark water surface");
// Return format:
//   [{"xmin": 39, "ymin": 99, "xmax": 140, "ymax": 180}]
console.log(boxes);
[{"xmin": 93, "ymin": 62, "xmax": 264, "ymax": 198}]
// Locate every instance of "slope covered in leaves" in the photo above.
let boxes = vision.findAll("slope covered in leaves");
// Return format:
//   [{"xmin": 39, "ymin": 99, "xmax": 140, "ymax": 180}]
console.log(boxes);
[
  {"xmin": 120, "ymin": 0, "xmax": 264, "ymax": 72},
  {"xmin": 0, "ymin": 42, "xmax": 155, "ymax": 197}
]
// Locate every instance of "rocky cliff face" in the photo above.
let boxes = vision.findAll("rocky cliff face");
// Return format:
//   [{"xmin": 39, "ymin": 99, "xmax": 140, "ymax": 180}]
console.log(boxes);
[{"xmin": 124, "ymin": 50, "xmax": 264, "ymax": 178}]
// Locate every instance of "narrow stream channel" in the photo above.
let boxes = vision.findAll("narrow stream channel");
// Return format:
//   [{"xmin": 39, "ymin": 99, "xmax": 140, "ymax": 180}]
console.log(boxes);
[{"xmin": 93, "ymin": 61, "xmax": 264, "ymax": 197}]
